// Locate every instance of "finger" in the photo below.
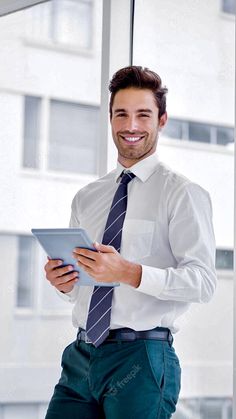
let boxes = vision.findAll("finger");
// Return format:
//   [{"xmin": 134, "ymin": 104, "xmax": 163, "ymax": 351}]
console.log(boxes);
[
  {"xmin": 93, "ymin": 242, "xmax": 115, "ymax": 253},
  {"xmin": 57, "ymin": 271, "xmax": 79, "ymax": 284},
  {"xmin": 50, "ymin": 271, "xmax": 79, "ymax": 286},
  {"xmin": 44, "ymin": 259, "xmax": 63, "ymax": 272},
  {"xmin": 46, "ymin": 265, "xmax": 76, "ymax": 283},
  {"xmin": 56, "ymin": 265, "xmax": 75, "ymax": 277},
  {"xmin": 73, "ymin": 248, "xmax": 97, "ymax": 261},
  {"xmin": 56, "ymin": 277, "xmax": 79, "ymax": 293},
  {"xmin": 76, "ymin": 255, "xmax": 95, "ymax": 269}
]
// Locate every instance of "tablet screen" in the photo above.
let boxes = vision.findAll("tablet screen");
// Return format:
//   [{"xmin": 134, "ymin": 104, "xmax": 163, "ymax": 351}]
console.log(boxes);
[{"xmin": 32, "ymin": 228, "xmax": 119, "ymax": 287}]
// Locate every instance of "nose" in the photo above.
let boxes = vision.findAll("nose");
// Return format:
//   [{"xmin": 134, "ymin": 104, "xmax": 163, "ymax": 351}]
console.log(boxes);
[{"xmin": 125, "ymin": 115, "xmax": 139, "ymax": 132}]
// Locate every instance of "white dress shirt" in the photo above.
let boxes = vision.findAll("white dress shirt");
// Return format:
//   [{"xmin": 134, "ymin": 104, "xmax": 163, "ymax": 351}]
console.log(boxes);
[{"xmin": 61, "ymin": 153, "xmax": 217, "ymax": 334}]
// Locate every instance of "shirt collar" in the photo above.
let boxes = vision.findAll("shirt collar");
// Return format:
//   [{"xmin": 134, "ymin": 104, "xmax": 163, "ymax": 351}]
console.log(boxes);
[{"xmin": 115, "ymin": 153, "xmax": 160, "ymax": 183}]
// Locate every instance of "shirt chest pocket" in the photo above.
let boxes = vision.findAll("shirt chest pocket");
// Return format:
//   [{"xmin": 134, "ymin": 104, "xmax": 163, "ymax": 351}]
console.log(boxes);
[{"xmin": 121, "ymin": 219, "xmax": 155, "ymax": 262}]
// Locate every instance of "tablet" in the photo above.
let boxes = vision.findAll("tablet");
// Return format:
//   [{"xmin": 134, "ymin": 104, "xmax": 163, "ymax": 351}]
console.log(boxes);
[{"xmin": 31, "ymin": 228, "xmax": 119, "ymax": 287}]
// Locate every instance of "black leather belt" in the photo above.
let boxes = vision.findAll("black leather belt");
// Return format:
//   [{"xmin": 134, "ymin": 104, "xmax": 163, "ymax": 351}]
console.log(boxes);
[{"xmin": 77, "ymin": 327, "xmax": 173, "ymax": 346}]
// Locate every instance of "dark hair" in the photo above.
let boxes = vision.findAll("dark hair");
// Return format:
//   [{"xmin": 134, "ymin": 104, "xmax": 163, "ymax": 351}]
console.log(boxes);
[{"xmin": 109, "ymin": 66, "xmax": 168, "ymax": 119}]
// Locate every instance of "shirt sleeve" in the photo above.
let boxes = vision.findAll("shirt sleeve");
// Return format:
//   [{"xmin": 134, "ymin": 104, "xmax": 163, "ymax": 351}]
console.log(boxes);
[
  {"xmin": 136, "ymin": 182, "xmax": 217, "ymax": 304},
  {"xmin": 69, "ymin": 192, "xmax": 81, "ymax": 228},
  {"xmin": 55, "ymin": 287, "xmax": 79, "ymax": 303}
]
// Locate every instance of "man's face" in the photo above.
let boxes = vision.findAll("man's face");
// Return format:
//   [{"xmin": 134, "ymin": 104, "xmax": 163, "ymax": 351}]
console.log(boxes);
[{"xmin": 110, "ymin": 87, "xmax": 167, "ymax": 167}]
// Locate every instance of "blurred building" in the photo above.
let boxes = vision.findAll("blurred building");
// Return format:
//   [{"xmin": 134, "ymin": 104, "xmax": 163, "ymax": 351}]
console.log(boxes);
[{"xmin": 0, "ymin": 1, "xmax": 234, "ymax": 418}]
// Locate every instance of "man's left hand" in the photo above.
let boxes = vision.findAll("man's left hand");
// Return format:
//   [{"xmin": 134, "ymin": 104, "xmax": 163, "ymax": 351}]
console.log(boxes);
[{"xmin": 72, "ymin": 242, "xmax": 141, "ymax": 288}]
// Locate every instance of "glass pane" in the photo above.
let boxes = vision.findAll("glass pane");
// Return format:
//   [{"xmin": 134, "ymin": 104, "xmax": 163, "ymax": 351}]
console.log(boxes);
[
  {"xmin": 25, "ymin": 1, "xmax": 53, "ymax": 41},
  {"xmin": 0, "ymin": 0, "xmax": 103, "ymax": 413},
  {"xmin": 23, "ymin": 96, "xmax": 41, "ymax": 168},
  {"xmin": 216, "ymin": 249, "xmax": 233, "ymax": 270},
  {"xmin": 217, "ymin": 126, "xmax": 234, "ymax": 146},
  {"xmin": 222, "ymin": 0, "xmax": 236, "ymax": 14},
  {"xmin": 48, "ymin": 100, "xmax": 99, "ymax": 174},
  {"xmin": 2, "ymin": 404, "xmax": 39, "ymax": 419},
  {"xmin": 163, "ymin": 118, "xmax": 183, "ymax": 139},
  {"xmin": 16, "ymin": 236, "xmax": 35, "ymax": 308},
  {"xmin": 25, "ymin": 0, "xmax": 93, "ymax": 48},
  {"xmin": 133, "ymin": 0, "xmax": 234, "ymax": 417},
  {"xmin": 189, "ymin": 121, "xmax": 211, "ymax": 143},
  {"xmin": 173, "ymin": 398, "xmax": 233, "ymax": 418},
  {"xmin": 52, "ymin": 0, "xmax": 92, "ymax": 48}
]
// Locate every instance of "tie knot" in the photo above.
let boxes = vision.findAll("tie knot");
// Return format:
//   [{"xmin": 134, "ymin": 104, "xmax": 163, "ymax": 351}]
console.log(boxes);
[{"xmin": 120, "ymin": 171, "xmax": 136, "ymax": 186}]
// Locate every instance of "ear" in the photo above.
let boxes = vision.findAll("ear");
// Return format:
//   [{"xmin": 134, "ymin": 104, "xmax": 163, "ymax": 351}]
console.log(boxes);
[{"xmin": 158, "ymin": 112, "xmax": 168, "ymax": 130}]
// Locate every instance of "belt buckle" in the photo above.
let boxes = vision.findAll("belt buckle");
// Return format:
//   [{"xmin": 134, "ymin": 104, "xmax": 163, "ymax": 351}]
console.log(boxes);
[
  {"xmin": 84, "ymin": 334, "xmax": 92, "ymax": 344},
  {"xmin": 78, "ymin": 330, "xmax": 92, "ymax": 344}
]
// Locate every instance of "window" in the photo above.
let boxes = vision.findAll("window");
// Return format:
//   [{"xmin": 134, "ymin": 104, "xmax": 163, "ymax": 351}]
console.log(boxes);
[
  {"xmin": 16, "ymin": 235, "xmax": 36, "ymax": 308},
  {"xmin": 49, "ymin": 100, "xmax": 99, "ymax": 174},
  {"xmin": 217, "ymin": 126, "xmax": 234, "ymax": 146},
  {"xmin": 51, "ymin": 0, "xmax": 93, "ymax": 49},
  {"xmin": 0, "ymin": 403, "xmax": 40, "ymax": 419},
  {"xmin": 7, "ymin": 233, "xmax": 73, "ymax": 311},
  {"xmin": 189, "ymin": 121, "xmax": 211, "ymax": 143},
  {"xmin": 221, "ymin": 0, "xmax": 236, "ymax": 14},
  {"xmin": 163, "ymin": 118, "xmax": 234, "ymax": 147},
  {"xmin": 215, "ymin": 249, "xmax": 234, "ymax": 271},
  {"xmin": 28, "ymin": 0, "xmax": 93, "ymax": 49},
  {"xmin": 23, "ymin": 96, "xmax": 41, "ymax": 169},
  {"xmin": 133, "ymin": 1, "xmax": 234, "ymax": 417},
  {"xmin": 163, "ymin": 118, "xmax": 183, "ymax": 140},
  {"xmin": 23, "ymin": 95, "xmax": 100, "ymax": 175},
  {"xmin": 0, "ymin": 0, "xmax": 103, "ymax": 414},
  {"xmin": 174, "ymin": 397, "xmax": 232, "ymax": 418}
]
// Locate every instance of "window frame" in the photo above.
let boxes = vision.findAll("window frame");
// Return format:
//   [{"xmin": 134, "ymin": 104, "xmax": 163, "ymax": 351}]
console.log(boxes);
[
  {"xmin": 163, "ymin": 117, "xmax": 234, "ymax": 147},
  {"xmin": 0, "ymin": 0, "xmax": 48, "ymax": 17},
  {"xmin": 22, "ymin": 95, "xmax": 101, "ymax": 179}
]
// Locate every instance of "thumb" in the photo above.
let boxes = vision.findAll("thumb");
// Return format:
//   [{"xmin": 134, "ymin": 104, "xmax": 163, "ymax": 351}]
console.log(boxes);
[{"xmin": 93, "ymin": 242, "xmax": 115, "ymax": 253}]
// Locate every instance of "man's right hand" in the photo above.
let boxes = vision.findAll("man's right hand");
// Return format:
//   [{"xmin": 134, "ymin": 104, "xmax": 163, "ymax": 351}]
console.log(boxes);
[{"xmin": 44, "ymin": 258, "xmax": 79, "ymax": 293}]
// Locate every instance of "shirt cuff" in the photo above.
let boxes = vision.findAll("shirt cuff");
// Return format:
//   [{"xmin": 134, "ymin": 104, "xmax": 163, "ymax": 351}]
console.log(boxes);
[
  {"xmin": 56, "ymin": 285, "xmax": 79, "ymax": 303},
  {"xmin": 135, "ymin": 265, "xmax": 166, "ymax": 298}
]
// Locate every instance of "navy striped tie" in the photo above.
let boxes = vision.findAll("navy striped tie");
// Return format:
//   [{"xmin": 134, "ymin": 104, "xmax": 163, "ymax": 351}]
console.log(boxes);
[{"xmin": 85, "ymin": 171, "xmax": 136, "ymax": 347}]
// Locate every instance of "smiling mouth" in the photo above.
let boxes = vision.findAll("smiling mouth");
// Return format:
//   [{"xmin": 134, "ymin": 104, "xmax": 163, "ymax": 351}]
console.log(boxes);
[{"xmin": 120, "ymin": 135, "xmax": 145, "ymax": 143}]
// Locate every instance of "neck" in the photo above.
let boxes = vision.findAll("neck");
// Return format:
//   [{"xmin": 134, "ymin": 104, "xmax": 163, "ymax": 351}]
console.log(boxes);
[{"xmin": 118, "ymin": 151, "xmax": 155, "ymax": 168}]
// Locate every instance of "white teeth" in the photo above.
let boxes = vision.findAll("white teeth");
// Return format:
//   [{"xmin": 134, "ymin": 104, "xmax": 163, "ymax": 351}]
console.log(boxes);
[{"xmin": 125, "ymin": 137, "xmax": 141, "ymax": 142}]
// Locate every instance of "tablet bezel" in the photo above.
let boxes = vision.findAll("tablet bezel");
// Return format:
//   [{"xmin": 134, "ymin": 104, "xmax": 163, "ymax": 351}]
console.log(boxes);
[{"xmin": 31, "ymin": 228, "xmax": 119, "ymax": 287}]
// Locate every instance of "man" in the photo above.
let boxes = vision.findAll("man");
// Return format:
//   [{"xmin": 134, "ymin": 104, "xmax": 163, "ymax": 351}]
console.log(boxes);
[{"xmin": 44, "ymin": 66, "xmax": 217, "ymax": 419}]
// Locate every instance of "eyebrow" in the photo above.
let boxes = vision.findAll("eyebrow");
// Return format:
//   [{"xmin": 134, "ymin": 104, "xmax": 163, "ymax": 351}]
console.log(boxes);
[{"xmin": 114, "ymin": 108, "xmax": 153, "ymax": 114}]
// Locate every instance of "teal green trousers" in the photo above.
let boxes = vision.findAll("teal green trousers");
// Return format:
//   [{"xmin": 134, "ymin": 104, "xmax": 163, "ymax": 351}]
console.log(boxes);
[{"xmin": 45, "ymin": 337, "xmax": 181, "ymax": 419}]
